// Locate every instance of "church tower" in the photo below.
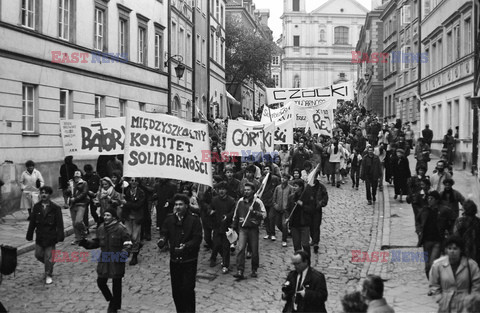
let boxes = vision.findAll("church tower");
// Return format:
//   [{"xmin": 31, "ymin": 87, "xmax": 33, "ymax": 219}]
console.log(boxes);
[{"xmin": 284, "ymin": 0, "xmax": 306, "ymax": 13}]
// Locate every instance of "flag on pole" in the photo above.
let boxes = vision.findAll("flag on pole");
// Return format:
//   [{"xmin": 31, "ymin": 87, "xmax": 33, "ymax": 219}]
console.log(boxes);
[{"xmin": 306, "ymin": 164, "xmax": 321, "ymax": 187}]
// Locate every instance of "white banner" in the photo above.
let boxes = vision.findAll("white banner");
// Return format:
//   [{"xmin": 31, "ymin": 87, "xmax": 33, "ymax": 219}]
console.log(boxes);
[
  {"xmin": 266, "ymin": 81, "xmax": 354, "ymax": 106},
  {"xmin": 294, "ymin": 100, "xmax": 337, "ymax": 128},
  {"xmin": 305, "ymin": 107, "xmax": 333, "ymax": 137},
  {"xmin": 225, "ymin": 120, "xmax": 275, "ymax": 154},
  {"xmin": 274, "ymin": 118, "xmax": 294, "ymax": 144},
  {"xmin": 123, "ymin": 109, "xmax": 212, "ymax": 187},
  {"xmin": 260, "ymin": 102, "xmax": 294, "ymax": 123},
  {"xmin": 60, "ymin": 117, "xmax": 126, "ymax": 156}
]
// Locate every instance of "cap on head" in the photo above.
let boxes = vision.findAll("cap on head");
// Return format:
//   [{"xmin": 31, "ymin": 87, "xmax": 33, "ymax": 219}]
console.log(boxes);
[{"xmin": 74, "ymin": 171, "xmax": 82, "ymax": 178}]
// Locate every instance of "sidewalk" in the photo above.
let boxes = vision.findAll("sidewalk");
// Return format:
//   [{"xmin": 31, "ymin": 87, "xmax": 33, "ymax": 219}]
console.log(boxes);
[
  {"xmin": 382, "ymin": 154, "xmax": 479, "ymax": 312},
  {"xmin": 0, "ymin": 196, "xmax": 94, "ymax": 255}
]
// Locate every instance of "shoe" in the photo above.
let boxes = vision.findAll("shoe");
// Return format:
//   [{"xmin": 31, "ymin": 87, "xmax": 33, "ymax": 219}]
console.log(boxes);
[
  {"xmin": 45, "ymin": 276, "xmax": 53, "ymax": 284},
  {"xmin": 263, "ymin": 235, "xmax": 270, "ymax": 240},
  {"xmin": 233, "ymin": 271, "xmax": 244, "ymax": 279},
  {"xmin": 399, "ymin": 199, "xmax": 404, "ymax": 203},
  {"xmin": 271, "ymin": 236, "xmax": 276, "ymax": 241},
  {"xmin": 129, "ymin": 253, "xmax": 138, "ymax": 266},
  {"xmin": 314, "ymin": 246, "xmax": 319, "ymax": 254},
  {"xmin": 246, "ymin": 252, "xmax": 252, "ymax": 259},
  {"xmin": 222, "ymin": 267, "xmax": 229, "ymax": 274},
  {"xmin": 209, "ymin": 259, "xmax": 216, "ymax": 267},
  {"xmin": 251, "ymin": 271, "xmax": 258, "ymax": 278},
  {"xmin": 352, "ymin": 185, "xmax": 355, "ymax": 189},
  {"xmin": 336, "ymin": 184, "xmax": 340, "ymax": 188},
  {"xmin": 394, "ymin": 194, "xmax": 398, "ymax": 200},
  {"xmin": 356, "ymin": 186, "xmax": 359, "ymax": 190},
  {"xmin": 368, "ymin": 200, "xmax": 373, "ymax": 205},
  {"xmin": 282, "ymin": 241, "xmax": 287, "ymax": 247}
]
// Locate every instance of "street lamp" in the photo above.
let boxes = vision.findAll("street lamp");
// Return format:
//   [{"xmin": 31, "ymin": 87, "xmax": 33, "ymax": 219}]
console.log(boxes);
[{"xmin": 164, "ymin": 55, "xmax": 185, "ymax": 79}]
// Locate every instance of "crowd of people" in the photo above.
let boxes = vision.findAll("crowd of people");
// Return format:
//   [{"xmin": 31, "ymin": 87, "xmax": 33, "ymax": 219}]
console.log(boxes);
[{"xmin": 18, "ymin": 100, "xmax": 480, "ymax": 312}]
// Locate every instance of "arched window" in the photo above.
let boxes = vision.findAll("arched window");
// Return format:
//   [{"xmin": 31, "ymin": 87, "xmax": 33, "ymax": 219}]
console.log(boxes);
[
  {"xmin": 173, "ymin": 96, "xmax": 181, "ymax": 117},
  {"xmin": 185, "ymin": 101, "xmax": 191, "ymax": 119},
  {"xmin": 320, "ymin": 29, "xmax": 326, "ymax": 42},
  {"xmin": 334, "ymin": 26, "xmax": 349, "ymax": 44},
  {"xmin": 293, "ymin": 75, "xmax": 300, "ymax": 88}
]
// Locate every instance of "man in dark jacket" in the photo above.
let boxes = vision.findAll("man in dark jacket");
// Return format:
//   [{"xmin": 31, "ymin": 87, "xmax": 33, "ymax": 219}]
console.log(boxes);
[
  {"xmin": 232, "ymin": 182, "xmax": 267, "ymax": 279},
  {"xmin": 157, "ymin": 194, "xmax": 203, "ymax": 313},
  {"xmin": 360, "ymin": 146, "xmax": 382, "ymax": 205},
  {"xmin": 422, "ymin": 124, "xmax": 433, "ymax": 146},
  {"xmin": 69, "ymin": 170, "xmax": 89, "ymax": 245},
  {"xmin": 79, "ymin": 208, "xmax": 132, "ymax": 313},
  {"xmin": 416, "ymin": 190, "xmax": 456, "ymax": 278},
  {"xmin": 286, "ymin": 180, "xmax": 314, "ymax": 256},
  {"xmin": 209, "ymin": 181, "xmax": 236, "ymax": 273},
  {"xmin": 83, "ymin": 164, "xmax": 101, "ymax": 227},
  {"xmin": 282, "ymin": 250, "xmax": 328, "ymax": 313},
  {"xmin": 153, "ymin": 178, "xmax": 176, "ymax": 232},
  {"xmin": 60, "ymin": 155, "xmax": 78, "ymax": 208},
  {"xmin": 309, "ymin": 178, "xmax": 328, "ymax": 254},
  {"xmin": 26, "ymin": 186, "xmax": 64, "ymax": 284},
  {"xmin": 261, "ymin": 164, "xmax": 281, "ymax": 241},
  {"xmin": 121, "ymin": 177, "xmax": 145, "ymax": 266}
]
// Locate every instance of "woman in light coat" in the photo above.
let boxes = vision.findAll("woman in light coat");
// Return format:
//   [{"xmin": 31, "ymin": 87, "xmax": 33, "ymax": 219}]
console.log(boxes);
[
  {"xmin": 20, "ymin": 160, "xmax": 44, "ymax": 220},
  {"xmin": 96, "ymin": 177, "xmax": 121, "ymax": 225},
  {"xmin": 429, "ymin": 235, "xmax": 480, "ymax": 312}
]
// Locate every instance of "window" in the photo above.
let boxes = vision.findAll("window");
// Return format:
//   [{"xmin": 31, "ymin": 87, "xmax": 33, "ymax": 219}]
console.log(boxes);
[
  {"xmin": 465, "ymin": 18, "xmax": 472, "ymax": 54},
  {"xmin": 155, "ymin": 34, "xmax": 162, "ymax": 69},
  {"xmin": 139, "ymin": 102, "xmax": 145, "ymax": 112},
  {"xmin": 119, "ymin": 19, "xmax": 129, "ymax": 59},
  {"xmin": 292, "ymin": 0, "xmax": 300, "ymax": 11},
  {"xmin": 138, "ymin": 27, "xmax": 147, "ymax": 65},
  {"xmin": 196, "ymin": 34, "xmax": 201, "ymax": 62},
  {"xmin": 172, "ymin": 22, "xmax": 177, "ymax": 55},
  {"xmin": 186, "ymin": 33, "xmax": 192, "ymax": 67},
  {"xmin": 437, "ymin": 39, "xmax": 443, "ymax": 69},
  {"xmin": 401, "ymin": 4, "xmax": 411, "ymax": 25},
  {"xmin": 179, "ymin": 27, "xmax": 185, "ymax": 59},
  {"xmin": 431, "ymin": 42, "xmax": 436, "ymax": 72},
  {"xmin": 94, "ymin": 95, "xmax": 104, "ymax": 118},
  {"xmin": 94, "ymin": 5, "xmax": 107, "ymax": 51},
  {"xmin": 319, "ymin": 29, "xmax": 326, "ymax": 42},
  {"xmin": 293, "ymin": 35, "xmax": 300, "ymax": 47},
  {"xmin": 334, "ymin": 26, "xmax": 349, "ymax": 44},
  {"xmin": 424, "ymin": 47, "xmax": 430, "ymax": 75},
  {"xmin": 58, "ymin": 0, "xmax": 71, "ymax": 40},
  {"xmin": 60, "ymin": 89, "xmax": 69, "ymax": 119},
  {"xmin": 22, "ymin": 85, "xmax": 35, "ymax": 132},
  {"xmin": 210, "ymin": 31, "xmax": 214, "ymax": 58},
  {"xmin": 215, "ymin": 35, "xmax": 219, "ymax": 62},
  {"xmin": 454, "ymin": 25, "xmax": 460, "ymax": 60},
  {"xmin": 22, "ymin": 0, "xmax": 37, "ymax": 30},
  {"xmin": 273, "ymin": 74, "xmax": 279, "ymax": 87},
  {"xmin": 447, "ymin": 31, "xmax": 452, "ymax": 64},
  {"xmin": 202, "ymin": 38, "xmax": 206, "ymax": 65},
  {"xmin": 173, "ymin": 96, "xmax": 181, "ymax": 117},
  {"xmin": 220, "ymin": 41, "xmax": 224, "ymax": 66},
  {"xmin": 119, "ymin": 99, "xmax": 126, "ymax": 117},
  {"xmin": 215, "ymin": 0, "xmax": 219, "ymax": 20},
  {"xmin": 220, "ymin": 4, "xmax": 224, "ymax": 25},
  {"xmin": 293, "ymin": 75, "xmax": 300, "ymax": 88},
  {"xmin": 272, "ymin": 56, "xmax": 279, "ymax": 65},
  {"xmin": 423, "ymin": 0, "xmax": 431, "ymax": 17}
]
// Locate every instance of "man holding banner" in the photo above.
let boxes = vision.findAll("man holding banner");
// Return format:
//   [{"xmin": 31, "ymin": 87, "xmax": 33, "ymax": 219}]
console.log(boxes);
[{"xmin": 231, "ymin": 182, "xmax": 266, "ymax": 280}]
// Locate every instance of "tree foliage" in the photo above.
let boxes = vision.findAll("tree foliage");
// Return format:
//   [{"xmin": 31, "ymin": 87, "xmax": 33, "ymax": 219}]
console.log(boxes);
[{"xmin": 225, "ymin": 16, "xmax": 279, "ymax": 94}]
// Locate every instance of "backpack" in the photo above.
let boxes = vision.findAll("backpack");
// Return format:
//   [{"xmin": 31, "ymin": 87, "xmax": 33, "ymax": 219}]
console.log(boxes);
[{"xmin": 0, "ymin": 245, "xmax": 17, "ymax": 276}]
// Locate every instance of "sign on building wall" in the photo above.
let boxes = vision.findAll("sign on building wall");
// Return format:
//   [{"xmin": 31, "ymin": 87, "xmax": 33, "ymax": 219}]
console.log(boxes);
[
  {"xmin": 60, "ymin": 117, "xmax": 126, "ymax": 156},
  {"xmin": 266, "ymin": 81, "xmax": 354, "ymax": 106},
  {"xmin": 123, "ymin": 109, "xmax": 212, "ymax": 187}
]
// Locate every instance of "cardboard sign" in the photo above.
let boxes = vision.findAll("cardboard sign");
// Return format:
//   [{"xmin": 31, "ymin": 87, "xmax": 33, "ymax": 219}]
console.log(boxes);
[
  {"xmin": 123, "ymin": 109, "xmax": 212, "ymax": 186},
  {"xmin": 225, "ymin": 120, "xmax": 275, "ymax": 154},
  {"xmin": 260, "ymin": 102, "xmax": 293, "ymax": 123},
  {"xmin": 294, "ymin": 100, "xmax": 337, "ymax": 128},
  {"xmin": 305, "ymin": 107, "xmax": 333, "ymax": 137},
  {"xmin": 60, "ymin": 117, "xmax": 126, "ymax": 156},
  {"xmin": 266, "ymin": 81, "xmax": 354, "ymax": 106},
  {"xmin": 274, "ymin": 118, "xmax": 294, "ymax": 144}
]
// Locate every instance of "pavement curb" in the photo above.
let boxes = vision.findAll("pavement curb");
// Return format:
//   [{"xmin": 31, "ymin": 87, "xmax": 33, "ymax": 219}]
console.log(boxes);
[
  {"xmin": 16, "ymin": 217, "xmax": 95, "ymax": 256},
  {"xmin": 360, "ymin": 190, "xmax": 382, "ymax": 280}
]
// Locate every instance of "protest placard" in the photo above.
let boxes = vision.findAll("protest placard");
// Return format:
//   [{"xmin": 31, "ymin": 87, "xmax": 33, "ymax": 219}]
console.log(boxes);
[
  {"xmin": 123, "ymin": 109, "xmax": 212, "ymax": 186},
  {"xmin": 266, "ymin": 81, "xmax": 354, "ymax": 106},
  {"xmin": 260, "ymin": 102, "xmax": 293, "ymax": 123},
  {"xmin": 274, "ymin": 118, "xmax": 294, "ymax": 144},
  {"xmin": 225, "ymin": 120, "xmax": 275, "ymax": 154},
  {"xmin": 305, "ymin": 107, "xmax": 333, "ymax": 137},
  {"xmin": 60, "ymin": 117, "xmax": 126, "ymax": 156},
  {"xmin": 294, "ymin": 99, "xmax": 337, "ymax": 128}
]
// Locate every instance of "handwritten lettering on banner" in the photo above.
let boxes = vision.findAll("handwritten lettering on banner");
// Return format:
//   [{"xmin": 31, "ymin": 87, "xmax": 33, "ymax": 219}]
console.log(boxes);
[
  {"xmin": 274, "ymin": 119, "xmax": 294, "ymax": 145},
  {"xmin": 123, "ymin": 109, "xmax": 212, "ymax": 187},
  {"xmin": 266, "ymin": 81, "xmax": 354, "ymax": 105},
  {"xmin": 306, "ymin": 107, "xmax": 333, "ymax": 137},
  {"xmin": 60, "ymin": 117, "xmax": 126, "ymax": 156},
  {"xmin": 260, "ymin": 102, "xmax": 293, "ymax": 123},
  {"xmin": 225, "ymin": 120, "xmax": 275, "ymax": 154},
  {"xmin": 294, "ymin": 100, "xmax": 337, "ymax": 128}
]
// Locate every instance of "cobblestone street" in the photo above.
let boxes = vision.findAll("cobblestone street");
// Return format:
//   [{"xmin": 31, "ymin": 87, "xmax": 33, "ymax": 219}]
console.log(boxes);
[{"xmin": 0, "ymin": 181, "xmax": 375, "ymax": 313}]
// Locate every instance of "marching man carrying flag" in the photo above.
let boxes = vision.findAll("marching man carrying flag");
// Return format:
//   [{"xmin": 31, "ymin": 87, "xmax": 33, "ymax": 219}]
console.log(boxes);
[{"xmin": 229, "ymin": 174, "xmax": 269, "ymax": 280}]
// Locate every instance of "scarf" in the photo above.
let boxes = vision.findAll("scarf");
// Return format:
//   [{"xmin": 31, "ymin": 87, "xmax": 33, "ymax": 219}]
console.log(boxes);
[
  {"xmin": 104, "ymin": 219, "xmax": 118, "ymax": 232},
  {"xmin": 100, "ymin": 186, "xmax": 114, "ymax": 199}
]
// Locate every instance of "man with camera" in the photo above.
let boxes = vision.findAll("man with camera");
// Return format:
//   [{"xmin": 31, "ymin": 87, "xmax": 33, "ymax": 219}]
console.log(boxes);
[
  {"xmin": 157, "ymin": 194, "xmax": 202, "ymax": 313},
  {"xmin": 282, "ymin": 250, "xmax": 328, "ymax": 312}
]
